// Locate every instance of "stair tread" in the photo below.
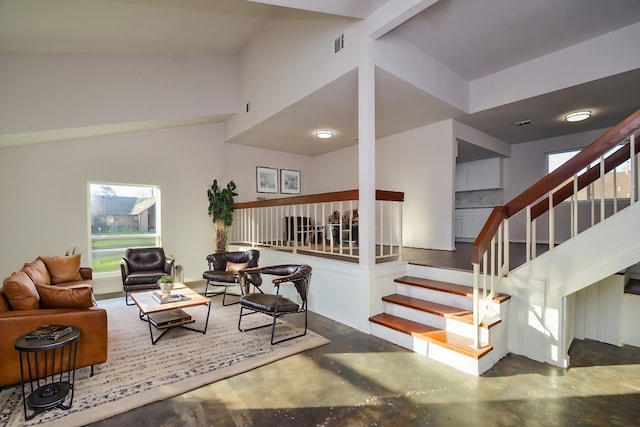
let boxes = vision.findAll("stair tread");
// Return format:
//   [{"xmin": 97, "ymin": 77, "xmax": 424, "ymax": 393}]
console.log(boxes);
[
  {"xmin": 383, "ymin": 293, "xmax": 472, "ymax": 318},
  {"xmin": 369, "ymin": 313, "xmax": 492, "ymax": 359},
  {"xmin": 382, "ymin": 294, "xmax": 500, "ymax": 328},
  {"xmin": 395, "ymin": 276, "xmax": 511, "ymax": 303}
]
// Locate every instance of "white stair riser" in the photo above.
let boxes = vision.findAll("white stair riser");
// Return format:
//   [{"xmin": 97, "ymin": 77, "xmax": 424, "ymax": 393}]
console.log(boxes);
[
  {"xmin": 395, "ymin": 283, "xmax": 472, "ymax": 310},
  {"xmin": 370, "ymin": 323, "xmax": 481, "ymax": 376},
  {"xmin": 383, "ymin": 302, "xmax": 445, "ymax": 329},
  {"xmin": 445, "ymin": 318, "xmax": 490, "ymax": 344}
]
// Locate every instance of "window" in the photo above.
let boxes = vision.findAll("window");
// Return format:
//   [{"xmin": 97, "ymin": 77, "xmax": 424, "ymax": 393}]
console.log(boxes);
[
  {"xmin": 89, "ymin": 183, "xmax": 161, "ymax": 274},
  {"xmin": 546, "ymin": 147, "xmax": 631, "ymax": 201}
]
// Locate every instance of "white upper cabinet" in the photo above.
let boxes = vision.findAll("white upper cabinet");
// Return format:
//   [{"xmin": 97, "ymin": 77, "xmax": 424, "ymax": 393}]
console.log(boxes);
[{"xmin": 455, "ymin": 157, "xmax": 502, "ymax": 191}]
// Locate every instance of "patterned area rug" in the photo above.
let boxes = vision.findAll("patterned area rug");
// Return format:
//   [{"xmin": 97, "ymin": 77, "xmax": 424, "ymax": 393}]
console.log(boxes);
[{"xmin": 0, "ymin": 297, "xmax": 329, "ymax": 427}]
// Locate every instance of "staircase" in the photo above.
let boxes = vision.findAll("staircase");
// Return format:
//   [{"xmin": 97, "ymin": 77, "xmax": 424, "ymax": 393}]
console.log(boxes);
[{"xmin": 369, "ymin": 272, "xmax": 510, "ymax": 376}]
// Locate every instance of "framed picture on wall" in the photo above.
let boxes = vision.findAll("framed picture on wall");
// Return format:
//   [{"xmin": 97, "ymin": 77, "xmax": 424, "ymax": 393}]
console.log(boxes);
[
  {"xmin": 256, "ymin": 166, "xmax": 278, "ymax": 193},
  {"xmin": 280, "ymin": 169, "xmax": 301, "ymax": 194}
]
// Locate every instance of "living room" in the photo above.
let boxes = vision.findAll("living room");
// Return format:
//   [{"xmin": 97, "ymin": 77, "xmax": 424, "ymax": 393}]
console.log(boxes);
[{"xmin": 2, "ymin": 0, "xmax": 640, "ymax": 425}]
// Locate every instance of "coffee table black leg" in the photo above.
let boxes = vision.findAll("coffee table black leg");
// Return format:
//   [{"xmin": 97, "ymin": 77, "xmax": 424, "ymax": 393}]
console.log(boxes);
[{"xmin": 181, "ymin": 302, "xmax": 211, "ymax": 335}]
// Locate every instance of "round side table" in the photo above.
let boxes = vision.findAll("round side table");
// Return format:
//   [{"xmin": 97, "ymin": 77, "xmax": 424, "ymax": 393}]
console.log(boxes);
[{"xmin": 14, "ymin": 327, "xmax": 80, "ymax": 421}]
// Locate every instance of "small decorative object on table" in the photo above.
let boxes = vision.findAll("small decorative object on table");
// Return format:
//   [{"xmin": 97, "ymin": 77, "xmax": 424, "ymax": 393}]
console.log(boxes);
[
  {"xmin": 157, "ymin": 275, "xmax": 174, "ymax": 296},
  {"xmin": 152, "ymin": 291, "xmax": 190, "ymax": 304},
  {"xmin": 25, "ymin": 324, "xmax": 72, "ymax": 341}
]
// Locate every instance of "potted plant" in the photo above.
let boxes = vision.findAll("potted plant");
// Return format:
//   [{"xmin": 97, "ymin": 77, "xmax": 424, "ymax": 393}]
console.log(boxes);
[
  {"xmin": 157, "ymin": 274, "xmax": 174, "ymax": 296},
  {"xmin": 207, "ymin": 179, "xmax": 238, "ymax": 252}
]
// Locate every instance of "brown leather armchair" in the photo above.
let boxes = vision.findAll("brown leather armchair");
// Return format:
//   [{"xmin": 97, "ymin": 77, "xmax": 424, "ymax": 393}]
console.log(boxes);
[
  {"xmin": 120, "ymin": 247, "xmax": 175, "ymax": 305},
  {"xmin": 237, "ymin": 264, "xmax": 312, "ymax": 344},
  {"xmin": 202, "ymin": 250, "xmax": 262, "ymax": 305}
]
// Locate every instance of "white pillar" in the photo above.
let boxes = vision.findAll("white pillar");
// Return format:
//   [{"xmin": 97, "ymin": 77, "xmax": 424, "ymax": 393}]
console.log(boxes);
[{"xmin": 358, "ymin": 42, "xmax": 376, "ymax": 269}]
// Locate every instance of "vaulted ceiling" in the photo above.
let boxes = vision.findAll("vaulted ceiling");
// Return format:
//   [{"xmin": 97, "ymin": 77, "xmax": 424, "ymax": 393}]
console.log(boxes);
[{"xmin": 1, "ymin": 0, "xmax": 639, "ymax": 158}]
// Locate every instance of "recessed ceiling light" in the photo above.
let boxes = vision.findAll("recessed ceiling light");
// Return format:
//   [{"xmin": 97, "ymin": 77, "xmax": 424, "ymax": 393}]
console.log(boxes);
[
  {"xmin": 315, "ymin": 130, "xmax": 334, "ymax": 139},
  {"xmin": 565, "ymin": 111, "xmax": 591, "ymax": 122}
]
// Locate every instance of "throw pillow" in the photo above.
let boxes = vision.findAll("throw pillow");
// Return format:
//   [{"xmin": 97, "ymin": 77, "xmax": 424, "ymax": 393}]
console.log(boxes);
[
  {"xmin": 22, "ymin": 258, "xmax": 51, "ymax": 286},
  {"xmin": 39, "ymin": 254, "xmax": 82, "ymax": 285},
  {"xmin": 2, "ymin": 271, "xmax": 40, "ymax": 310},
  {"xmin": 35, "ymin": 283, "xmax": 95, "ymax": 309},
  {"xmin": 225, "ymin": 261, "xmax": 250, "ymax": 273}
]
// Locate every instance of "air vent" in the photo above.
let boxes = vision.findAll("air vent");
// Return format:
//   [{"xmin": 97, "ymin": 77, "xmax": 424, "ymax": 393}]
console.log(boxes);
[
  {"xmin": 514, "ymin": 119, "xmax": 534, "ymax": 127},
  {"xmin": 334, "ymin": 34, "xmax": 344, "ymax": 54}
]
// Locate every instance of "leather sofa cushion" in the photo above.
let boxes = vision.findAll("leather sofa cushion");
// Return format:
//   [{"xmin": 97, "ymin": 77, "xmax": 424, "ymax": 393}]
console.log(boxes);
[
  {"xmin": 39, "ymin": 254, "xmax": 82, "ymax": 285},
  {"xmin": 0, "ymin": 288, "xmax": 10, "ymax": 312},
  {"xmin": 3, "ymin": 271, "xmax": 39, "ymax": 310},
  {"xmin": 226, "ymin": 261, "xmax": 250, "ymax": 272},
  {"xmin": 35, "ymin": 283, "xmax": 95, "ymax": 309},
  {"xmin": 22, "ymin": 258, "xmax": 51, "ymax": 286}
]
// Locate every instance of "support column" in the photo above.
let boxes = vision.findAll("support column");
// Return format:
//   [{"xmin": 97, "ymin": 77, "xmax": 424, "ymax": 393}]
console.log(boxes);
[{"xmin": 358, "ymin": 42, "xmax": 376, "ymax": 269}]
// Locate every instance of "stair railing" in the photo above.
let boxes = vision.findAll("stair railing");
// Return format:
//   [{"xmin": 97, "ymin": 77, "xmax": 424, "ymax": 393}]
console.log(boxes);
[{"xmin": 470, "ymin": 108, "xmax": 640, "ymax": 349}]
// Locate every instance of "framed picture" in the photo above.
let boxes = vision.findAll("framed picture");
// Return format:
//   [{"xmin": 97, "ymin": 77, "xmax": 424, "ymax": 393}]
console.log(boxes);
[
  {"xmin": 280, "ymin": 169, "xmax": 301, "ymax": 194},
  {"xmin": 256, "ymin": 166, "xmax": 278, "ymax": 193}
]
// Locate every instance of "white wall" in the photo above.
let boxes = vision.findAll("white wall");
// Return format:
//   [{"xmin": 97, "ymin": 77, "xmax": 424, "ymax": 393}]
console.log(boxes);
[
  {"xmin": 0, "ymin": 52, "xmax": 237, "ymax": 135},
  {"xmin": 0, "ymin": 123, "xmax": 315, "ymax": 293},
  {"xmin": 376, "ymin": 120, "xmax": 456, "ymax": 250},
  {"xmin": 227, "ymin": 9, "xmax": 359, "ymax": 141}
]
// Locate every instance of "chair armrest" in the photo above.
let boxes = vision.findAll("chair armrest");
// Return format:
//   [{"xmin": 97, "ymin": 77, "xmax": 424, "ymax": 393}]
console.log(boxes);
[
  {"xmin": 164, "ymin": 258, "xmax": 175, "ymax": 275},
  {"xmin": 120, "ymin": 259, "xmax": 129, "ymax": 279}
]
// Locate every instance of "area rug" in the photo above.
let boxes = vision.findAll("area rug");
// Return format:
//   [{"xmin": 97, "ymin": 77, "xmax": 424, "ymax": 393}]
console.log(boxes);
[{"xmin": 0, "ymin": 297, "xmax": 329, "ymax": 427}]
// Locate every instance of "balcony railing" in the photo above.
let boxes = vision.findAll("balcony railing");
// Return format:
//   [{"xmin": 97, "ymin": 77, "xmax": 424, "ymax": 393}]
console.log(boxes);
[{"xmin": 230, "ymin": 189, "xmax": 404, "ymax": 262}]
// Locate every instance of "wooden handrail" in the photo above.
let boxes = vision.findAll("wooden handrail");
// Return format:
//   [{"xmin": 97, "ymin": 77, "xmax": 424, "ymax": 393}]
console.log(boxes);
[
  {"xmin": 233, "ymin": 189, "xmax": 404, "ymax": 209},
  {"xmin": 472, "ymin": 107, "xmax": 640, "ymax": 265}
]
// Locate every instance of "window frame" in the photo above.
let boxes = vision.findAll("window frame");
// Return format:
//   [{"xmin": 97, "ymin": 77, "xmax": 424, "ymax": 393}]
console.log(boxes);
[
  {"xmin": 545, "ymin": 146, "xmax": 631, "ymax": 202},
  {"xmin": 88, "ymin": 182, "xmax": 162, "ymax": 278}
]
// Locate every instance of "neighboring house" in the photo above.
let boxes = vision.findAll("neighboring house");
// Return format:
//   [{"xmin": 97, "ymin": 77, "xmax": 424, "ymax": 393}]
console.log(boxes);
[{"xmin": 90, "ymin": 196, "xmax": 156, "ymax": 235}]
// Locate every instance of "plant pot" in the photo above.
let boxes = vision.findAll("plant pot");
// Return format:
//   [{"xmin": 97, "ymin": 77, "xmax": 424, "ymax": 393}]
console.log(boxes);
[
  {"xmin": 158, "ymin": 281, "xmax": 173, "ymax": 296},
  {"xmin": 215, "ymin": 220, "xmax": 229, "ymax": 253}
]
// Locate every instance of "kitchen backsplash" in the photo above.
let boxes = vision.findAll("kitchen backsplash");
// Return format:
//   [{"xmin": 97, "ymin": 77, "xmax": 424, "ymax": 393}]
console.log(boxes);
[{"xmin": 455, "ymin": 189, "xmax": 503, "ymax": 208}]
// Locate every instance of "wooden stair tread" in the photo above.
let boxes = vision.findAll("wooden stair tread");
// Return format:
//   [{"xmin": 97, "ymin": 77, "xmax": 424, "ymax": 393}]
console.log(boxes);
[
  {"xmin": 383, "ymin": 293, "xmax": 472, "ymax": 318},
  {"xmin": 369, "ymin": 313, "xmax": 492, "ymax": 359},
  {"xmin": 395, "ymin": 276, "xmax": 511, "ymax": 303}
]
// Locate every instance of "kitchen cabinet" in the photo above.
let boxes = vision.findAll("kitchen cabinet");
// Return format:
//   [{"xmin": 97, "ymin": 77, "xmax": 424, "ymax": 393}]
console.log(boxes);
[
  {"xmin": 455, "ymin": 157, "xmax": 502, "ymax": 191},
  {"xmin": 455, "ymin": 208, "xmax": 492, "ymax": 240}
]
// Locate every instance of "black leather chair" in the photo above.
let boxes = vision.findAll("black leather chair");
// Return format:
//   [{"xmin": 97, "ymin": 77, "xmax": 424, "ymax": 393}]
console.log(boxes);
[
  {"xmin": 202, "ymin": 250, "xmax": 262, "ymax": 305},
  {"xmin": 238, "ymin": 264, "xmax": 312, "ymax": 345},
  {"xmin": 120, "ymin": 247, "xmax": 175, "ymax": 305}
]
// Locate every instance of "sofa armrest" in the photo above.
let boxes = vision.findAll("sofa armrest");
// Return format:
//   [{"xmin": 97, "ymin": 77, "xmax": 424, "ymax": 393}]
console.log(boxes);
[{"xmin": 80, "ymin": 267, "xmax": 93, "ymax": 280}]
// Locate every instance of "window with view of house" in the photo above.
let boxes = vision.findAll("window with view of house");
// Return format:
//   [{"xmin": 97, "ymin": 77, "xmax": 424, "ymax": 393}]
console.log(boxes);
[
  {"xmin": 546, "ymin": 146, "xmax": 631, "ymax": 201},
  {"xmin": 89, "ymin": 183, "xmax": 161, "ymax": 274}
]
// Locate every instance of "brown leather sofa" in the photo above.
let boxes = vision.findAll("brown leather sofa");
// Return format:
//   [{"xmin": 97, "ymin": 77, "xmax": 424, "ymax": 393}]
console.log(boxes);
[{"xmin": 0, "ymin": 255, "xmax": 108, "ymax": 387}]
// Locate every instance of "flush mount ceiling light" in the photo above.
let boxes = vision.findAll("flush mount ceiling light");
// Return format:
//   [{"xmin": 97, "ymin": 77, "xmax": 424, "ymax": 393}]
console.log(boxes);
[
  {"xmin": 315, "ymin": 130, "xmax": 334, "ymax": 139},
  {"xmin": 564, "ymin": 111, "xmax": 591, "ymax": 122}
]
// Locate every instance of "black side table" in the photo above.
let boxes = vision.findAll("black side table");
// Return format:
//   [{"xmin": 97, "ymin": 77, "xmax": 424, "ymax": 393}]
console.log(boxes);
[{"xmin": 14, "ymin": 327, "xmax": 80, "ymax": 421}]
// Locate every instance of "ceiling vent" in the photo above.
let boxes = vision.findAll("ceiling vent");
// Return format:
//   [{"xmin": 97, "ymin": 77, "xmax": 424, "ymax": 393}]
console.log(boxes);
[
  {"xmin": 514, "ymin": 119, "xmax": 534, "ymax": 127},
  {"xmin": 334, "ymin": 34, "xmax": 344, "ymax": 54}
]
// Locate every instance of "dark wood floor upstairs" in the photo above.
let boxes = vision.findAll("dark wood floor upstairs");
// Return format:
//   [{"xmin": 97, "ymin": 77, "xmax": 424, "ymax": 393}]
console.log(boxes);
[{"xmin": 400, "ymin": 242, "xmax": 543, "ymax": 272}]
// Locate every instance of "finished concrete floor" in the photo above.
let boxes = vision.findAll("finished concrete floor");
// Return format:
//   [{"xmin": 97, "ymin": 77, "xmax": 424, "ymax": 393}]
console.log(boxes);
[{"xmin": 88, "ymin": 299, "xmax": 640, "ymax": 427}]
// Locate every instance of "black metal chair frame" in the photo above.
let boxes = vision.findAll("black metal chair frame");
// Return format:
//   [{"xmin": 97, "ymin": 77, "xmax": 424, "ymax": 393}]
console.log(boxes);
[{"xmin": 237, "ymin": 264, "xmax": 312, "ymax": 345}]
